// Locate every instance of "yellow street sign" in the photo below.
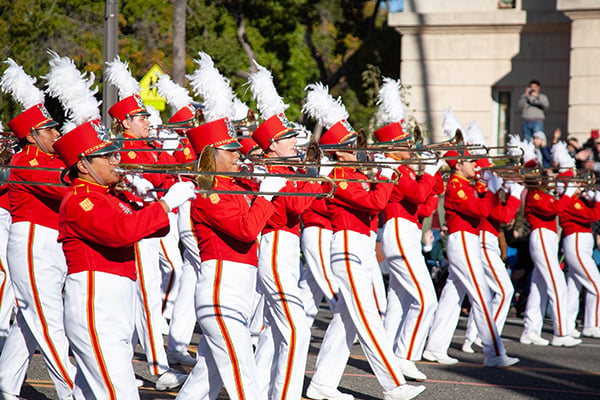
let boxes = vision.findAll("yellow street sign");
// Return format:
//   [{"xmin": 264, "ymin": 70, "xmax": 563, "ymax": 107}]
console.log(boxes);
[{"xmin": 140, "ymin": 64, "xmax": 166, "ymax": 111}]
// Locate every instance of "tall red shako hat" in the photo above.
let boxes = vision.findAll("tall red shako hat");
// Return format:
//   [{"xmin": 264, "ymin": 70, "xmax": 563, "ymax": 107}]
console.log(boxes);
[
  {"xmin": 105, "ymin": 57, "xmax": 150, "ymax": 123},
  {"xmin": 373, "ymin": 77, "xmax": 412, "ymax": 145},
  {"xmin": 302, "ymin": 82, "xmax": 357, "ymax": 148},
  {"xmin": 54, "ymin": 120, "xmax": 119, "ymax": 168},
  {"xmin": 248, "ymin": 61, "xmax": 298, "ymax": 152},
  {"xmin": 0, "ymin": 58, "xmax": 58, "ymax": 139}
]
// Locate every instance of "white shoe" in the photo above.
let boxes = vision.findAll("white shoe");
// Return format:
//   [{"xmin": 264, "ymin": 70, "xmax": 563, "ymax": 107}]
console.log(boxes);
[
  {"xmin": 155, "ymin": 368, "xmax": 187, "ymax": 391},
  {"xmin": 582, "ymin": 327, "xmax": 600, "ymax": 338},
  {"xmin": 397, "ymin": 358, "xmax": 427, "ymax": 381},
  {"xmin": 306, "ymin": 381, "xmax": 354, "ymax": 400},
  {"xmin": 135, "ymin": 378, "xmax": 144, "ymax": 388},
  {"xmin": 551, "ymin": 335, "xmax": 582, "ymax": 347},
  {"xmin": 461, "ymin": 339, "xmax": 474, "ymax": 354},
  {"xmin": 520, "ymin": 332, "xmax": 549, "ymax": 346},
  {"xmin": 484, "ymin": 354, "xmax": 520, "ymax": 367},
  {"xmin": 473, "ymin": 337, "xmax": 482, "ymax": 347},
  {"xmin": 422, "ymin": 350, "xmax": 458, "ymax": 365},
  {"xmin": 570, "ymin": 329, "xmax": 581, "ymax": 338},
  {"xmin": 383, "ymin": 384, "xmax": 426, "ymax": 400},
  {"xmin": 167, "ymin": 350, "xmax": 197, "ymax": 366}
]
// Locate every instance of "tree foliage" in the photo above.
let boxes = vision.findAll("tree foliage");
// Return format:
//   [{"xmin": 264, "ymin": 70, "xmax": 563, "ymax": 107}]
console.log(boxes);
[{"xmin": 0, "ymin": 0, "xmax": 400, "ymax": 133}]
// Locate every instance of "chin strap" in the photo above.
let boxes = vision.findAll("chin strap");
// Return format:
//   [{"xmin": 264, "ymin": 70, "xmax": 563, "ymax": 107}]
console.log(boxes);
[{"xmin": 81, "ymin": 157, "xmax": 106, "ymax": 186}]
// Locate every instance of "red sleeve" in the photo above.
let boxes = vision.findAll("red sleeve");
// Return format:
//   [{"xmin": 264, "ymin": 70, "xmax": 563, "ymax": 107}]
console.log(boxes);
[
  {"xmin": 396, "ymin": 169, "xmax": 435, "ymax": 204},
  {"xmin": 63, "ymin": 194, "xmax": 169, "ymax": 248},
  {"xmin": 418, "ymin": 195, "xmax": 439, "ymax": 219},
  {"xmin": 489, "ymin": 194, "xmax": 521, "ymax": 225},
  {"xmin": 276, "ymin": 180, "xmax": 322, "ymax": 216},
  {"xmin": 529, "ymin": 191, "xmax": 570, "ymax": 217},
  {"xmin": 430, "ymin": 171, "xmax": 445, "ymax": 195},
  {"xmin": 332, "ymin": 181, "xmax": 394, "ymax": 213}
]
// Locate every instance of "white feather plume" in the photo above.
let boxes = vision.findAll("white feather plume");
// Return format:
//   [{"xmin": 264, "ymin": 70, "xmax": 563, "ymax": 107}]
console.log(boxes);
[
  {"xmin": 507, "ymin": 134, "xmax": 536, "ymax": 165},
  {"xmin": 44, "ymin": 51, "xmax": 101, "ymax": 132},
  {"xmin": 246, "ymin": 61, "xmax": 288, "ymax": 120},
  {"xmin": 551, "ymin": 141, "xmax": 575, "ymax": 170},
  {"xmin": 0, "ymin": 121, "xmax": 5, "ymax": 132},
  {"xmin": 231, "ymin": 97, "xmax": 250, "ymax": 121},
  {"xmin": 441, "ymin": 107, "xmax": 464, "ymax": 139},
  {"xmin": 0, "ymin": 58, "xmax": 45, "ymax": 109},
  {"xmin": 104, "ymin": 56, "xmax": 141, "ymax": 100},
  {"xmin": 465, "ymin": 120, "xmax": 488, "ymax": 155},
  {"xmin": 186, "ymin": 52, "xmax": 234, "ymax": 122},
  {"xmin": 376, "ymin": 77, "xmax": 405, "ymax": 125},
  {"xmin": 302, "ymin": 82, "xmax": 349, "ymax": 130},
  {"xmin": 154, "ymin": 73, "xmax": 193, "ymax": 112}
]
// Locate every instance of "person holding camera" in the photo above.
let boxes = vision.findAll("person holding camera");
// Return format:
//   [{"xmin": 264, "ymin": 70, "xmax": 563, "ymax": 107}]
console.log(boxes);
[{"xmin": 518, "ymin": 79, "xmax": 550, "ymax": 142}]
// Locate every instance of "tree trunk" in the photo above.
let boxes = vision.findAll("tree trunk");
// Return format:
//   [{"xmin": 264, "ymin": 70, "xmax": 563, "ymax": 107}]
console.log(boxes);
[{"xmin": 173, "ymin": 0, "xmax": 187, "ymax": 85}]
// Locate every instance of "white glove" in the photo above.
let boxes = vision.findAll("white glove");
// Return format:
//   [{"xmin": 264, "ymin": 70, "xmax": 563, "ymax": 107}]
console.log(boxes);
[
  {"xmin": 132, "ymin": 175, "xmax": 154, "ymax": 197},
  {"xmin": 480, "ymin": 170, "xmax": 493, "ymax": 184},
  {"xmin": 509, "ymin": 182, "xmax": 525, "ymax": 199},
  {"xmin": 424, "ymin": 157, "xmax": 444, "ymax": 176},
  {"xmin": 487, "ymin": 175, "xmax": 503, "ymax": 194},
  {"xmin": 319, "ymin": 156, "xmax": 335, "ymax": 177},
  {"xmin": 373, "ymin": 153, "xmax": 386, "ymax": 163},
  {"xmin": 380, "ymin": 166, "xmax": 395, "ymax": 180},
  {"xmin": 259, "ymin": 176, "xmax": 287, "ymax": 201},
  {"xmin": 595, "ymin": 190, "xmax": 600, "ymax": 203},
  {"xmin": 555, "ymin": 181, "xmax": 565, "ymax": 196},
  {"xmin": 162, "ymin": 181, "xmax": 196, "ymax": 211},
  {"xmin": 564, "ymin": 183, "xmax": 576, "ymax": 197},
  {"xmin": 252, "ymin": 164, "xmax": 268, "ymax": 184},
  {"xmin": 159, "ymin": 129, "xmax": 180, "ymax": 153},
  {"xmin": 584, "ymin": 190, "xmax": 595, "ymax": 201}
]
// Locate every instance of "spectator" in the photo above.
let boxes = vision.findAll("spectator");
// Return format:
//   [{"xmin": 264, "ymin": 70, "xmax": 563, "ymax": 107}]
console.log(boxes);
[{"xmin": 518, "ymin": 79, "xmax": 550, "ymax": 142}]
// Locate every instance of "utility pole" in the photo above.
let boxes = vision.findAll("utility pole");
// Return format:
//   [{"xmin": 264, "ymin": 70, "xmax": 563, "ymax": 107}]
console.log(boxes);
[
  {"xmin": 103, "ymin": 0, "xmax": 118, "ymax": 124},
  {"xmin": 173, "ymin": 0, "xmax": 187, "ymax": 85}
]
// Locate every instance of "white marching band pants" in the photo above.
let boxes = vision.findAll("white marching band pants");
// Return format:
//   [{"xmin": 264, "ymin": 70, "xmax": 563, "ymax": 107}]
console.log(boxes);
[
  {"xmin": 382, "ymin": 218, "xmax": 437, "ymax": 361},
  {"xmin": 0, "ymin": 222, "xmax": 76, "ymax": 399},
  {"xmin": 176, "ymin": 260, "xmax": 259, "ymax": 400},
  {"xmin": 310, "ymin": 230, "xmax": 405, "ymax": 393},
  {"xmin": 464, "ymin": 230, "xmax": 514, "ymax": 343},
  {"xmin": 523, "ymin": 228, "xmax": 570, "ymax": 337},
  {"xmin": 425, "ymin": 231, "xmax": 506, "ymax": 358},
  {"xmin": 563, "ymin": 232, "xmax": 600, "ymax": 331},
  {"xmin": 64, "ymin": 271, "xmax": 139, "ymax": 399},
  {"xmin": 255, "ymin": 230, "xmax": 310, "ymax": 400}
]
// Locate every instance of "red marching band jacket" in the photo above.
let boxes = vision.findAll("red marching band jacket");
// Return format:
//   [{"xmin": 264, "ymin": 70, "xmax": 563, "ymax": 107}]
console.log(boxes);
[
  {"xmin": 444, "ymin": 174, "xmax": 494, "ymax": 236},
  {"xmin": 58, "ymin": 178, "xmax": 170, "ymax": 280},
  {"xmin": 525, "ymin": 188, "xmax": 571, "ymax": 233},
  {"xmin": 191, "ymin": 176, "xmax": 276, "ymax": 266},
  {"xmin": 262, "ymin": 164, "xmax": 323, "ymax": 237},
  {"xmin": 326, "ymin": 167, "xmax": 394, "ymax": 236},
  {"xmin": 559, "ymin": 195, "xmax": 600, "ymax": 237},
  {"xmin": 302, "ymin": 198, "xmax": 333, "ymax": 230},
  {"xmin": 8, "ymin": 145, "xmax": 67, "ymax": 230}
]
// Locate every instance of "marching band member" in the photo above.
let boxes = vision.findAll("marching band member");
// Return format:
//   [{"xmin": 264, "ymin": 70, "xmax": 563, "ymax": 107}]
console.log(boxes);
[
  {"xmin": 248, "ymin": 62, "xmax": 322, "ymax": 400},
  {"xmin": 423, "ymin": 148, "xmax": 520, "ymax": 368},
  {"xmin": 561, "ymin": 187, "xmax": 600, "ymax": 338},
  {"xmin": 176, "ymin": 117, "xmax": 285, "ymax": 400},
  {"xmin": 554, "ymin": 141, "xmax": 600, "ymax": 338},
  {"xmin": 0, "ymin": 58, "xmax": 76, "ymax": 400},
  {"xmin": 105, "ymin": 57, "xmax": 186, "ymax": 390},
  {"xmin": 461, "ymin": 130, "xmax": 523, "ymax": 352},
  {"xmin": 54, "ymin": 119, "xmax": 194, "ymax": 399},
  {"xmin": 303, "ymin": 82, "xmax": 425, "ymax": 400},
  {"xmin": 375, "ymin": 78, "xmax": 444, "ymax": 381},
  {"xmin": 520, "ymin": 141, "xmax": 583, "ymax": 346}
]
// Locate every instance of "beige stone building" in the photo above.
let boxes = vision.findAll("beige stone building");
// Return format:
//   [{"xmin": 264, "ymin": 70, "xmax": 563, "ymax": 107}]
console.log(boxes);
[{"xmin": 388, "ymin": 0, "xmax": 600, "ymax": 147}]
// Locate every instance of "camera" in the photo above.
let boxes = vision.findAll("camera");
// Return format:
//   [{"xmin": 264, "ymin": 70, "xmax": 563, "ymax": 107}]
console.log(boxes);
[{"xmin": 527, "ymin": 87, "xmax": 533, "ymax": 95}]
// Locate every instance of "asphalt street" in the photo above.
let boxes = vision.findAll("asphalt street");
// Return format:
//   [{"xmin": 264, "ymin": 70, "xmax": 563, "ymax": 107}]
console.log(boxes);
[{"xmin": 10, "ymin": 305, "xmax": 600, "ymax": 399}]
